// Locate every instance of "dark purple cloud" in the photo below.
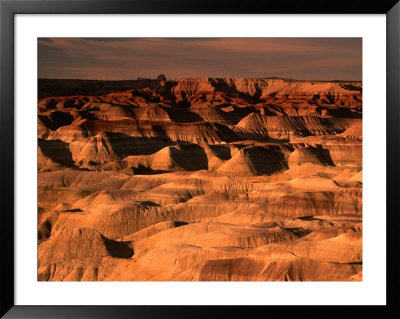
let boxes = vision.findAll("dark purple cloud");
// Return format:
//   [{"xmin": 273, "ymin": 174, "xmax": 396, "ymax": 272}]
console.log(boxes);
[{"xmin": 38, "ymin": 38, "xmax": 362, "ymax": 81}]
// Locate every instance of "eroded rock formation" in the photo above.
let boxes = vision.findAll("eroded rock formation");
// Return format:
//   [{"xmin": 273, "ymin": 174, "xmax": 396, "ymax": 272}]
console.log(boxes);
[{"xmin": 38, "ymin": 77, "xmax": 362, "ymax": 281}]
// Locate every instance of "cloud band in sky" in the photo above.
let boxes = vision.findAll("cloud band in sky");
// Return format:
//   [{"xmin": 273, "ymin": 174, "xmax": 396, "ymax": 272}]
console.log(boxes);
[{"xmin": 38, "ymin": 38, "xmax": 362, "ymax": 81}]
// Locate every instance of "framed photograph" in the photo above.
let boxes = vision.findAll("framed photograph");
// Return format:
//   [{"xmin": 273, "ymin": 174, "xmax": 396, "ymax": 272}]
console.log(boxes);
[{"xmin": 1, "ymin": 0, "xmax": 399, "ymax": 318}]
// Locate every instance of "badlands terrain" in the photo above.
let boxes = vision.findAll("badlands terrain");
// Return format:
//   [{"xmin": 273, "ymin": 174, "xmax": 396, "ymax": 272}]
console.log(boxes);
[{"xmin": 38, "ymin": 77, "xmax": 362, "ymax": 281}]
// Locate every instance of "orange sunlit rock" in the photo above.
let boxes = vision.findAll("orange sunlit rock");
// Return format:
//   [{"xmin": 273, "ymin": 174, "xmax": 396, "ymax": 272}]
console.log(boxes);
[{"xmin": 38, "ymin": 77, "xmax": 362, "ymax": 281}]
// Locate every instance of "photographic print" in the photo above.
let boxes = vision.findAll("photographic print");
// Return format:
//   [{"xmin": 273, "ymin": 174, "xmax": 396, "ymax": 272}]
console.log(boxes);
[{"xmin": 37, "ymin": 38, "xmax": 362, "ymax": 281}]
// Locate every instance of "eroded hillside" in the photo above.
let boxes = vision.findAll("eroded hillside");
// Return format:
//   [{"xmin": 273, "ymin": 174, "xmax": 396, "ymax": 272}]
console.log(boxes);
[{"xmin": 38, "ymin": 77, "xmax": 362, "ymax": 281}]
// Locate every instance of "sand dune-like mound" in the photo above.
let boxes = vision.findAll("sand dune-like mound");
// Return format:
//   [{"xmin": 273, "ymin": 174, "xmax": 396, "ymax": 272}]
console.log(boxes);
[
  {"xmin": 288, "ymin": 146, "xmax": 334, "ymax": 168},
  {"xmin": 134, "ymin": 222, "xmax": 307, "ymax": 257},
  {"xmin": 132, "ymin": 106, "xmax": 171, "ymax": 122},
  {"xmin": 123, "ymin": 144, "xmax": 208, "ymax": 172},
  {"xmin": 340, "ymin": 124, "xmax": 362, "ymax": 140},
  {"xmin": 49, "ymin": 201, "xmax": 163, "ymax": 240},
  {"xmin": 91, "ymin": 105, "xmax": 136, "ymax": 120},
  {"xmin": 69, "ymin": 132, "xmax": 170, "ymax": 166},
  {"xmin": 217, "ymin": 145, "xmax": 287, "ymax": 176},
  {"xmin": 150, "ymin": 145, "xmax": 207, "ymax": 171},
  {"xmin": 69, "ymin": 132, "xmax": 121, "ymax": 165},
  {"xmin": 38, "ymin": 169, "xmax": 130, "ymax": 190},
  {"xmin": 288, "ymin": 176, "xmax": 339, "ymax": 190},
  {"xmin": 38, "ymin": 227, "xmax": 133, "ymax": 267},
  {"xmin": 47, "ymin": 119, "xmax": 92, "ymax": 143},
  {"xmin": 268, "ymin": 191, "xmax": 335, "ymax": 217},
  {"xmin": 234, "ymin": 112, "xmax": 270, "ymax": 138},
  {"xmin": 119, "ymin": 220, "xmax": 188, "ymax": 242},
  {"xmin": 200, "ymin": 144, "xmax": 231, "ymax": 171},
  {"xmin": 189, "ymin": 105, "xmax": 233, "ymax": 125},
  {"xmin": 235, "ymin": 113, "xmax": 348, "ymax": 140},
  {"xmin": 270, "ymin": 231, "xmax": 362, "ymax": 263},
  {"xmin": 172, "ymin": 78, "xmax": 229, "ymax": 99},
  {"xmin": 198, "ymin": 256, "xmax": 360, "ymax": 281},
  {"xmin": 160, "ymin": 122, "xmax": 236, "ymax": 144}
]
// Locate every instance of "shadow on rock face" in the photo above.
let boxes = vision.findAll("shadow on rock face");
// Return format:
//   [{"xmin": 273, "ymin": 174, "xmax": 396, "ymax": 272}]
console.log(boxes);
[
  {"xmin": 38, "ymin": 139, "xmax": 76, "ymax": 168},
  {"xmin": 103, "ymin": 237, "xmax": 134, "ymax": 259}
]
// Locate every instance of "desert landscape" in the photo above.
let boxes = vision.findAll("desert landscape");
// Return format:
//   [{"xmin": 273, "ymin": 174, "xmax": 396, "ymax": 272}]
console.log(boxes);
[{"xmin": 37, "ymin": 75, "xmax": 362, "ymax": 281}]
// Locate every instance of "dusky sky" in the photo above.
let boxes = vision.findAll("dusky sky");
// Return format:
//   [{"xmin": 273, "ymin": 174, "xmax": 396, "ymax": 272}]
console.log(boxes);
[{"xmin": 38, "ymin": 38, "xmax": 362, "ymax": 81}]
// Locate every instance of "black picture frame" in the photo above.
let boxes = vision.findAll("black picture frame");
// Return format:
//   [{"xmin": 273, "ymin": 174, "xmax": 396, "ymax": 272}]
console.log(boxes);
[{"xmin": 1, "ymin": 0, "xmax": 399, "ymax": 318}]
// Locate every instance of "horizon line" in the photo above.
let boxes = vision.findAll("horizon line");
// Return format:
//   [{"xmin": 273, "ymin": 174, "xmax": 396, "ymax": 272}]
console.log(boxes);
[{"xmin": 38, "ymin": 76, "xmax": 362, "ymax": 82}]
